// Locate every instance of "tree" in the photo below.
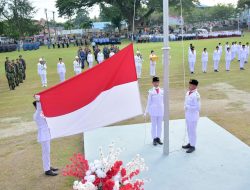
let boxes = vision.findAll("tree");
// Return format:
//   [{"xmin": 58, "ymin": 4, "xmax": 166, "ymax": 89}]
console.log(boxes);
[
  {"xmin": 0, "ymin": 0, "xmax": 40, "ymax": 39},
  {"xmin": 56, "ymin": 0, "xmax": 199, "ymax": 31},
  {"xmin": 73, "ymin": 9, "xmax": 91, "ymax": 28},
  {"xmin": 237, "ymin": 0, "xmax": 250, "ymax": 9}
]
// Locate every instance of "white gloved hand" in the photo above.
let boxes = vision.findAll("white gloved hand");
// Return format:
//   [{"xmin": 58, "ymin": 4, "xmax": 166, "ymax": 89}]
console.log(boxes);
[{"xmin": 34, "ymin": 94, "xmax": 40, "ymax": 101}]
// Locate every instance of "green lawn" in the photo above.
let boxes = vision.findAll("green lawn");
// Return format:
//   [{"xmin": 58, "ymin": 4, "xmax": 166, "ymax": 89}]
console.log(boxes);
[{"xmin": 0, "ymin": 33, "xmax": 250, "ymax": 189}]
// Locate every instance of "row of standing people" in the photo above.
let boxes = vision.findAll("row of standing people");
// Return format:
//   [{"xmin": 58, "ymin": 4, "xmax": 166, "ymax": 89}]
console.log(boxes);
[
  {"xmin": 4, "ymin": 55, "xmax": 26, "ymax": 90},
  {"xmin": 188, "ymin": 42, "xmax": 249, "ymax": 74},
  {"xmin": 37, "ymin": 46, "xmax": 119, "ymax": 87}
]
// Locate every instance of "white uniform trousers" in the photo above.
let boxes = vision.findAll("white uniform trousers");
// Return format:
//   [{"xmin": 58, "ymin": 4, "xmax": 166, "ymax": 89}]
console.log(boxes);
[
  {"xmin": 150, "ymin": 116, "xmax": 163, "ymax": 139},
  {"xmin": 59, "ymin": 72, "xmax": 65, "ymax": 82},
  {"xmin": 40, "ymin": 74, "xmax": 47, "ymax": 86},
  {"xmin": 214, "ymin": 60, "xmax": 219, "ymax": 70},
  {"xmin": 150, "ymin": 64, "xmax": 156, "ymax": 76},
  {"xmin": 202, "ymin": 61, "xmax": 207, "ymax": 72},
  {"xmin": 226, "ymin": 61, "xmax": 231, "ymax": 71},
  {"xmin": 245, "ymin": 54, "xmax": 249, "ymax": 63},
  {"xmin": 231, "ymin": 52, "xmax": 236, "ymax": 60},
  {"xmin": 186, "ymin": 119, "xmax": 198, "ymax": 147},
  {"xmin": 41, "ymin": 140, "xmax": 50, "ymax": 172},
  {"xmin": 136, "ymin": 64, "xmax": 142, "ymax": 78},
  {"xmin": 240, "ymin": 59, "xmax": 245, "ymax": 68},
  {"xmin": 189, "ymin": 61, "xmax": 195, "ymax": 73},
  {"xmin": 89, "ymin": 61, "xmax": 93, "ymax": 68}
]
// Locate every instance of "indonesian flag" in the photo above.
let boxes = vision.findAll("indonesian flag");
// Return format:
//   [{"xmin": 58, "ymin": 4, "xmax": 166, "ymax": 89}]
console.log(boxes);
[{"xmin": 37, "ymin": 44, "xmax": 142, "ymax": 139}]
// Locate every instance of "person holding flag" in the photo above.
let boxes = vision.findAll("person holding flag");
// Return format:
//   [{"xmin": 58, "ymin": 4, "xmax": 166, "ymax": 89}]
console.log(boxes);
[
  {"xmin": 33, "ymin": 95, "xmax": 58, "ymax": 176},
  {"xmin": 145, "ymin": 77, "xmax": 164, "ymax": 146}
]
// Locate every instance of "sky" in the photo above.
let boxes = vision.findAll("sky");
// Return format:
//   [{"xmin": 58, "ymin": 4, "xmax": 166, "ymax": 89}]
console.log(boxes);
[{"xmin": 31, "ymin": 0, "xmax": 239, "ymax": 22}]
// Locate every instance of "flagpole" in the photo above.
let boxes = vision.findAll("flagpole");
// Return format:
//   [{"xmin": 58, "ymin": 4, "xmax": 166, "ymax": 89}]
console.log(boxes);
[{"xmin": 163, "ymin": 0, "xmax": 170, "ymax": 155}]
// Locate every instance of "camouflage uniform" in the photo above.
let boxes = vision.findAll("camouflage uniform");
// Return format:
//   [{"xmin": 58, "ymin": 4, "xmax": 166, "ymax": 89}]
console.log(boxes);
[
  {"xmin": 17, "ymin": 60, "xmax": 24, "ymax": 83},
  {"xmin": 6, "ymin": 63, "xmax": 16, "ymax": 90},
  {"xmin": 13, "ymin": 61, "xmax": 20, "ymax": 86},
  {"xmin": 19, "ymin": 57, "xmax": 26, "ymax": 80}
]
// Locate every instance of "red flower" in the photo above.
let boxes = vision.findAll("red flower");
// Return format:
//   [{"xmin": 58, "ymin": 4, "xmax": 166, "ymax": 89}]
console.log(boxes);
[
  {"xmin": 103, "ymin": 179, "xmax": 115, "ymax": 190},
  {"xmin": 121, "ymin": 168, "xmax": 127, "ymax": 177}
]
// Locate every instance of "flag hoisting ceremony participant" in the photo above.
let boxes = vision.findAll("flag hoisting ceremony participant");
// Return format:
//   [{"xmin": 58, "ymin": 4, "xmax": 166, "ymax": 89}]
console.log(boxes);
[
  {"xmin": 97, "ymin": 51, "xmax": 104, "ymax": 64},
  {"xmin": 231, "ymin": 42, "xmax": 237, "ymax": 61},
  {"xmin": 87, "ymin": 50, "xmax": 94, "ymax": 68},
  {"xmin": 145, "ymin": 77, "xmax": 164, "ymax": 146},
  {"xmin": 134, "ymin": 51, "xmax": 143, "ymax": 78},
  {"xmin": 218, "ymin": 43, "xmax": 223, "ymax": 56},
  {"xmin": 240, "ymin": 45, "xmax": 247, "ymax": 70},
  {"xmin": 237, "ymin": 42, "xmax": 242, "ymax": 61},
  {"xmin": 213, "ymin": 46, "xmax": 221, "ymax": 72},
  {"xmin": 37, "ymin": 58, "xmax": 47, "ymax": 87},
  {"xmin": 73, "ymin": 56, "xmax": 82, "ymax": 75},
  {"xmin": 225, "ymin": 47, "xmax": 232, "ymax": 71},
  {"xmin": 225, "ymin": 42, "xmax": 230, "ymax": 52},
  {"xmin": 33, "ymin": 96, "xmax": 58, "ymax": 176},
  {"xmin": 188, "ymin": 47, "xmax": 196, "ymax": 74},
  {"xmin": 57, "ymin": 58, "xmax": 66, "ymax": 82},
  {"xmin": 182, "ymin": 79, "xmax": 201, "ymax": 153},
  {"xmin": 245, "ymin": 42, "xmax": 249, "ymax": 63},
  {"xmin": 201, "ymin": 48, "xmax": 208, "ymax": 73},
  {"xmin": 149, "ymin": 50, "xmax": 157, "ymax": 77}
]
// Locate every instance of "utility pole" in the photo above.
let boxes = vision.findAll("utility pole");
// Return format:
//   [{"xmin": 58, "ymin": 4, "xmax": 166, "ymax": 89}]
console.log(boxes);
[
  {"xmin": 52, "ymin": 11, "xmax": 57, "ymax": 41},
  {"xmin": 45, "ymin": 8, "xmax": 51, "ymax": 48}
]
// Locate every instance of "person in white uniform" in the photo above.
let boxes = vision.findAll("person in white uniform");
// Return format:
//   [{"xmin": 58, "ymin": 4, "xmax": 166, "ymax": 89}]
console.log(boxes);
[
  {"xmin": 188, "ymin": 47, "xmax": 196, "ymax": 74},
  {"xmin": 145, "ymin": 77, "xmax": 164, "ymax": 146},
  {"xmin": 201, "ymin": 48, "xmax": 208, "ymax": 73},
  {"xmin": 218, "ymin": 43, "xmax": 223, "ymax": 56},
  {"xmin": 239, "ymin": 45, "xmax": 247, "ymax": 70},
  {"xmin": 87, "ymin": 51, "xmax": 94, "ymax": 68},
  {"xmin": 213, "ymin": 46, "xmax": 221, "ymax": 72},
  {"xmin": 73, "ymin": 56, "xmax": 81, "ymax": 75},
  {"xmin": 149, "ymin": 50, "xmax": 157, "ymax": 77},
  {"xmin": 57, "ymin": 58, "xmax": 66, "ymax": 82},
  {"xmin": 134, "ymin": 51, "xmax": 143, "ymax": 78},
  {"xmin": 231, "ymin": 42, "xmax": 237, "ymax": 61},
  {"xmin": 237, "ymin": 42, "xmax": 242, "ymax": 61},
  {"xmin": 225, "ymin": 47, "xmax": 232, "ymax": 71},
  {"xmin": 37, "ymin": 58, "xmax": 47, "ymax": 87},
  {"xmin": 182, "ymin": 79, "xmax": 201, "ymax": 153},
  {"xmin": 245, "ymin": 42, "xmax": 249, "ymax": 63},
  {"xmin": 225, "ymin": 42, "xmax": 230, "ymax": 52},
  {"xmin": 33, "ymin": 97, "xmax": 58, "ymax": 176},
  {"xmin": 97, "ymin": 51, "xmax": 104, "ymax": 64},
  {"xmin": 109, "ymin": 50, "xmax": 115, "ymax": 58}
]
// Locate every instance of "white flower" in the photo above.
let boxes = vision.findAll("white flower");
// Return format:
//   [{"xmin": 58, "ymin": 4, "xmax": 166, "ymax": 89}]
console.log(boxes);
[
  {"xmin": 96, "ymin": 169, "xmax": 106, "ymax": 178},
  {"xmin": 90, "ymin": 166, "xmax": 96, "ymax": 172},
  {"xmin": 84, "ymin": 175, "xmax": 96, "ymax": 183},
  {"xmin": 73, "ymin": 181, "xmax": 79, "ymax": 190},
  {"xmin": 86, "ymin": 170, "xmax": 92, "ymax": 176}
]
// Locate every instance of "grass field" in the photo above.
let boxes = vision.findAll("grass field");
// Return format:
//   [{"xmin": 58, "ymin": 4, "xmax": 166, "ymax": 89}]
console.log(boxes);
[{"xmin": 0, "ymin": 33, "xmax": 250, "ymax": 189}]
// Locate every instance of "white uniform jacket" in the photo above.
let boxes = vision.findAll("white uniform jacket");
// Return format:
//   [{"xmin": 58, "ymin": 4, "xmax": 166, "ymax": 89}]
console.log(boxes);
[
  {"xmin": 188, "ymin": 51, "xmax": 196, "ymax": 62},
  {"xmin": 87, "ymin": 53, "xmax": 94, "ymax": 63},
  {"xmin": 213, "ymin": 50, "xmax": 221, "ymax": 61},
  {"xmin": 73, "ymin": 60, "xmax": 81, "ymax": 72},
  {"xmin": 37, "ymin": 63, "xmax": 47, "ymax": 75},
  {"xmin": 185, "ymin": 90, "xmax": 201, "ymax": 122},
  {"xmin": 97, "ymin": 52, "xmax": 104, "ymax": 63},
  {"xmin": 57, "ymin": 62, "xmax": 66, "ymax": 73},
  {"xmin": 33, "ymin": 102, "xmax": 51, "ymax": 143},
  {"xmin": 134, "ymin": 55, "xmax": 143, "ymax": 66},
  {"xmin": 240, "ymin": 48, "xmax": 247, "ymax": 60},
  {"xmin": 225, "ymin": 50, "xmax": 232, "ymax": 61},
  {"xmin": 201, "ymin": 51, "xmax": 208, "ymax": 62},
  {"xmin": 145, "ymin": 87, "xmax": 164, "ymax": 117}
]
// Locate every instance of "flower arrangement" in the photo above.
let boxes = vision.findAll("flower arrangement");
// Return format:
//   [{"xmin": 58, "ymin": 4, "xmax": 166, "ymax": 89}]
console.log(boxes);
[{"xmin": 63, "ymin": 143, "xmax": 148, "ymax": 190}]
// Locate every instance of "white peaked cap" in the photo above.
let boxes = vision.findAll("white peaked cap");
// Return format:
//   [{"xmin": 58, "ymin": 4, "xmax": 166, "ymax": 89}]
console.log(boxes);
[
  {"xmin": 39, "ymin": 58, "xmax": 43, "ymax": 61},
  {"xmin": 75, "ymin": 56, "xmax": 79, "ymax": 59}
]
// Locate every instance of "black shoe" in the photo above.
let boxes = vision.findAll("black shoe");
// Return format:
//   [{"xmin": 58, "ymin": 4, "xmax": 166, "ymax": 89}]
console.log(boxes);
[
  {"xmin": 182, "ymin": 143, "xmax": 191, "ymax": 149},
  {"xmin": 186, "ymin": 146, "xmax": 195, "ymax": 153},
  {"xmin": 45, "ymin": 170, "xmax": 58, "ymax": 176},
  {"xmin": 153, "ymin": 138, "xmax": 157, "ymax": 146},
  {"xmin": 191, "ymin": 72, "xmax": 194, "ymax": 74},
  {"xmin": 156, "ymin": 138, "xmax": 163, "ymax": 145},
  {"xmin": 50, "ymin": 167, "xmax": 59, "ymax": 172},
  {"xmin": 240, "ymin": 68, "xmax": 245, "ymax": 70}
]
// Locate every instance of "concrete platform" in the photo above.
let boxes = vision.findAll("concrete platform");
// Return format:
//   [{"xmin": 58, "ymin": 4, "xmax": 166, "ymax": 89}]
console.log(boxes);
[{"xmin": 84, "ymin": 117, "xmax": 250, "ymax": 190}]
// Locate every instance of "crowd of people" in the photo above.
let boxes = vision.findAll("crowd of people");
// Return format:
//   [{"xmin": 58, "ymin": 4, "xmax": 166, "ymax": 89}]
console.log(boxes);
[
  {"xmin": 188, "ymin": 41, "xmax": 249, "ymax": 74},
  {"xmin": 4, "ymin": 55, "xmax": 26, "ymax": 90}
]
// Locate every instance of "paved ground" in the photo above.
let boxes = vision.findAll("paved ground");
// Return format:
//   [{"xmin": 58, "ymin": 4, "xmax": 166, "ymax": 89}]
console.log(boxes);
[{"xmin": 85, "ymin": 117, "xmax": 250, "ymax": 190}]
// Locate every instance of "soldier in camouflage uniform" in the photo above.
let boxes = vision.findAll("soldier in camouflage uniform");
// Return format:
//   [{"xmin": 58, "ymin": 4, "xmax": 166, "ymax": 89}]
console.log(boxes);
[
  {"xmin": 19, "ymin": 55, "xmax": 26, "ymax": 80},
  {"xmin": 13, "ymin": 60, "xmax": 19, "ymax": 87},
  {"xmin": 17, "ymin": 59, "xmax": 24, "ymax": 83},
  {"xmin": 6, "ymin": 61, "xmax": 16, "ymax": 90}
]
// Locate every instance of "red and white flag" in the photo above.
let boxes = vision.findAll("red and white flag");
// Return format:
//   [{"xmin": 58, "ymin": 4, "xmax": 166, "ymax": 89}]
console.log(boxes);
[{"xmin": 37, "ymin": 44, "xmax": 142, "ymax": 139}]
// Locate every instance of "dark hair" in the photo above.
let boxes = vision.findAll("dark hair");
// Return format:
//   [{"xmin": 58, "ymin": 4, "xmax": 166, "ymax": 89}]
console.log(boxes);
[
  {"xmin": 33, "ymin": 101, "xmax": 37, "ymax": 109},
  {"xmin": 59, "ymin": 58, "xmax": 62, "ymax": 60},
  {"xmin": 151, "ymin": 50, "xmax": 154, "ymax": 53},
  {"xmin": 216, "ymin": 46, "xmax": 219, "ymax": 49},
  {"xmin": 204, "ymin": 48, "xmax": 207, "ymax": 51},
  {"xmin": 227, "ymin": 47, "xmax": 230, "ymax": 51}
]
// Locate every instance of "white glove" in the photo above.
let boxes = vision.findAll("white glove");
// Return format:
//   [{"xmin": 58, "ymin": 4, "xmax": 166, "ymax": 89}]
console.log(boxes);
[{"xmin": 34, "ymin": 95, "xmax": 40, "ymax": 101}]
